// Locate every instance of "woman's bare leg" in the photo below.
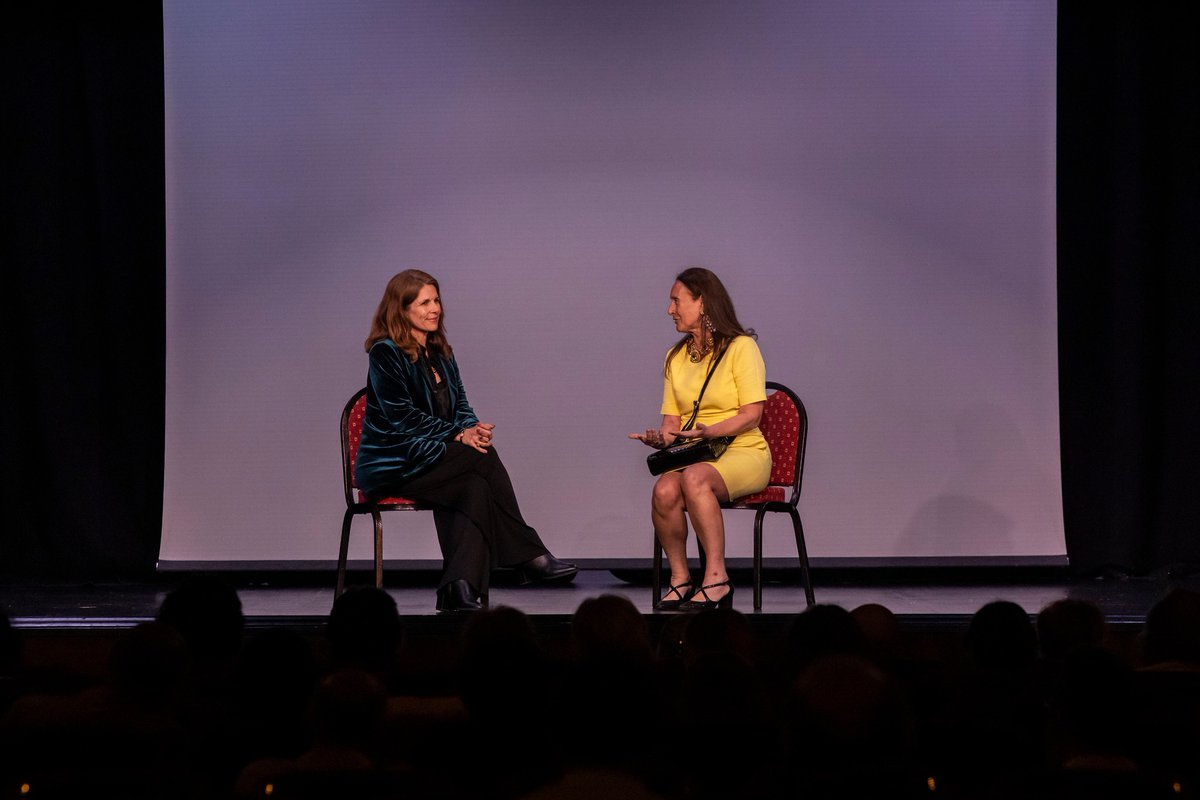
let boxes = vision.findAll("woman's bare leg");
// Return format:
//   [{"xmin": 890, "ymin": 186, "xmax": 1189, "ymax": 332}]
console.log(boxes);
[
  {"xmin": 679, "ymin": 464, "xmax": 731, "ymax": 601},
  {"xmin": 652, "ymin": 472, "xmax": 693, "ymax": 598}
]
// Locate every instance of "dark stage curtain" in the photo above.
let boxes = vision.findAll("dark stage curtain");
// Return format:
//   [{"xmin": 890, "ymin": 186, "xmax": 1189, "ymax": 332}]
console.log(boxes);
[
  {"xmin": 1058, "ymin": 6, "xmax": 1200, "ymax": 576},
  {"xmin": 1, "ymin": 4, "xmax": 164, "ymax": 580},
  {"xmin": 1, "ymin": 5, "xmax": 1196, "ymax": 580}
]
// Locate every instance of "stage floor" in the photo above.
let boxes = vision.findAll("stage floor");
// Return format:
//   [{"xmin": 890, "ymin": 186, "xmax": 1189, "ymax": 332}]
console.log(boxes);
[{"xmin": 1, "ymin": 567, "xmax": 1189, "ymax": 632}]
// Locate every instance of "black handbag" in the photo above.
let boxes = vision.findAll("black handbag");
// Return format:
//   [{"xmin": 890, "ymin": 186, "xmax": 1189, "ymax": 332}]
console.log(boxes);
[
  {"xmin": 646, "ymin": 344, "xmax": 735, "ymax": 476},
  {"xmin": 645, "ymin": 434, "xmax": 734, "ymax": 476}
]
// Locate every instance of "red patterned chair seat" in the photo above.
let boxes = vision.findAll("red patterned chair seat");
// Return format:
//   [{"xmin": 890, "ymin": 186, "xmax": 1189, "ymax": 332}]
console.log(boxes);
[
  {"xmin": 356, "ymin": 491, "xmax": 422, "ymax": 506},
  {"xmin": 726, "ymin": 486, "xmax": 788, "ymax": 506}
]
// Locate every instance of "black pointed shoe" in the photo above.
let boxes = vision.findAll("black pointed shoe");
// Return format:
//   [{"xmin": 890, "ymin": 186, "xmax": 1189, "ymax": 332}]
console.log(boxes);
[
  {"xmin": 679, "ymin": 580, "xmax": 734, "ymax": 611},
  {"xmin": 656, "ymin": 579, "xmax": 694, "ymax": 611},
  {"xmin": 436, "ymin": 580, "xmax": 484, "ymax": 612},
  {"xmin": 513, "ymin": 553, "xmax": 578, "ymax": 586}
]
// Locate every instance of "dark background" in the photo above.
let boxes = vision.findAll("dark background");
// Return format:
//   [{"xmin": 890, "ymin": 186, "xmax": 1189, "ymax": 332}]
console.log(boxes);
[{"xmin": 3, "ymin": 4, "xmax": 1197, "ymax": 581}]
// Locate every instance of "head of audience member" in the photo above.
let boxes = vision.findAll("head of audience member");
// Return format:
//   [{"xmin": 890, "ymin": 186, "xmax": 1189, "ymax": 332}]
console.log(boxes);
[
  {"xmin": 789, "ymin": 653, "xmax": 903, "ymax": 744},
  {"xmin": 570, "ymin": 594, "xmax": 652, "ymax": 668},
  {"xmin": 157, "ymin": 575, "xmax": 245, "ymax": 673},
  {"xmin": 458, "ymin": 606, "xmax": 548, "ymax": 727},
  {"xmin": 456, "ymin": 606, "xmax": 558, "ymax": 796},
  {"xmin": 1036, "ymin": 598, "xmax": 1105, "ymax": 662},
  {"xmin": 682, "ymin": 608, "xmax": 755, "ymax": 668},
  {"xmin": 782, "ymin": 653, "xmax": 917, "ymax": 797},
  {"xmin": 327, "ymin": 587, "xmax": 404, "ymax": 676},
  {"xmin": 851, "ymin": 603, "xmax": 902, "ymax": 666},
  {"xmin": 107, "ymin": 621, "xmax": 192, "ymax": 712},
  {"xmin": 562, "ymin": 596, "xmax": 656, "ymax": 771},
  {"xmin": 1141, "ymin": 587, "xmax": 1200, "ymax": 667},
  {"xmin": 655, "ymin": 613, "xmax": 690, "ymax": 663},
  {"xmin": 782, "ymin": 604, "xmax": 865, "ymax": 678},
  {"xmin": 965, "ymin": 600, "xmax": 1037, "ymax": 672}
]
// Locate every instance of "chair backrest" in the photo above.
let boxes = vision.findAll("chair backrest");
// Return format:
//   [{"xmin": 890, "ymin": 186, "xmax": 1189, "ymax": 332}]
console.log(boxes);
[
  {"xmin": 759, "ymin": 381, "xmax": 808, "ymax": 502},
  {"xmin": 341, "ymin": 387, "xmax": 369, "ymax": 506}
]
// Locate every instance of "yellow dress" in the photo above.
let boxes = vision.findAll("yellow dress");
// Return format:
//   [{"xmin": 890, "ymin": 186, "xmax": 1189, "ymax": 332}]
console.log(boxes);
[{"xmin": 660, "ymin": 335, "xmax": 772, "ymax": 499}]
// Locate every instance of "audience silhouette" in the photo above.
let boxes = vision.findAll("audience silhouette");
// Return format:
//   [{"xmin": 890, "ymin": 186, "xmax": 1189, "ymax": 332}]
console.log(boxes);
[
  {"xmin": 326, "ymin": 586, "xmax": 405, "ymax": 690},
  {"xmin": 157, "ymin": 575, "xmax": 246, "ymax": 697},
  {"xmin": 3, "ymin": 584, "xmax": 1200, "ymax": 799},
  {"xmin": 559, "ymin": 595, "xmax": 658, "ymax": 787}
]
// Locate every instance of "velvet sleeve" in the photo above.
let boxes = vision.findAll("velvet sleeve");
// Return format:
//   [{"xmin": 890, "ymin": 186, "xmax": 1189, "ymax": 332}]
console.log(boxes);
[{"xmin": 368, "ymin": 344, "xmax": 462, "ymax": 444}]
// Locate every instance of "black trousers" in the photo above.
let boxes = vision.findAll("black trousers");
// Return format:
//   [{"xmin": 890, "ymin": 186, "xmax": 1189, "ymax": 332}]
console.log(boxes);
[{"xmin": 389, "ymin": 444, "xmax": 548, "ymax": 594}]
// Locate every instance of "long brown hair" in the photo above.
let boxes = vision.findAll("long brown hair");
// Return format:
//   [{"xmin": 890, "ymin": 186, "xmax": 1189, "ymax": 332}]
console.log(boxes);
[
  {"xmin": 363, "ymin": 269, "xmax": 454, "ymax": 360},
  {"xmin": 665, "ymin": 267, "xmax": 755, "ymax": 374}
]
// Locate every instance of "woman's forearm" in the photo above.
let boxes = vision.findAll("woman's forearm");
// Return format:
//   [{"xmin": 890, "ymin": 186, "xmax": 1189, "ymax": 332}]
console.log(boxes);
[{"xmin": 695, "ymin": 403, "xmax": 764, "ymax": 438}]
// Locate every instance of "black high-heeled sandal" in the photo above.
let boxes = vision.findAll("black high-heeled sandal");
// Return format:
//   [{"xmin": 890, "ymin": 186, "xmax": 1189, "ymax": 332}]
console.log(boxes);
[
  {"xmin": 679, "ymin": 579, "xmax": 734, "ymax": 610},
  {"xmin": 656, "ymin": 580, "xmax": 694, "ymax": 611}
]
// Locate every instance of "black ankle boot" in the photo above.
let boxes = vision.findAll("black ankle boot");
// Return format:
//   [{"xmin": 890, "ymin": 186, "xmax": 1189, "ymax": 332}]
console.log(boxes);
[{"xmin": 436, "ymin": 580, "xmax": 484, "ymax": 612}]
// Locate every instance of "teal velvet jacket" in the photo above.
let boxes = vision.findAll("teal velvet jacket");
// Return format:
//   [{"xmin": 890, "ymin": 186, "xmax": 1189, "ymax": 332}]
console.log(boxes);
[{"xmin": 354, "ymin": 338, "xmax": 480, "ymax": 496}]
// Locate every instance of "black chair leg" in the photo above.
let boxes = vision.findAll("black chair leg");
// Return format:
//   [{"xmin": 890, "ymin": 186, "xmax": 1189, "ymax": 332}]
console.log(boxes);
[
  {"xmin": 753, "ymin": 509, "xmax": 765, "ymax": 611},
  {"xmin": 336, "ymin": 508, "xmax": 354, "ymax": 599},
  {"xmin": 791, "ymin": 507, "xmax": 815, "ymax": 607},
  {"xmin": 371, "ymin": 507, "xmax": 384, "ymax": 589}
]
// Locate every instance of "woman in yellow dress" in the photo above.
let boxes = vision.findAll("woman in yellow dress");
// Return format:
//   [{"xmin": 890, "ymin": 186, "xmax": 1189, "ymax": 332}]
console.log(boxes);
[{"xmin": 630, "ymin": 268, "xmax": 771, "ymax": 610}]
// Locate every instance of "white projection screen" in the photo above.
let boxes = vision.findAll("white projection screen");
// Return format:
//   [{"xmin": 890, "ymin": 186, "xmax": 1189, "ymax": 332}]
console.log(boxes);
[{"xmin": 161, "ymin": 0, "xmax": 1062, "ymax": 569}]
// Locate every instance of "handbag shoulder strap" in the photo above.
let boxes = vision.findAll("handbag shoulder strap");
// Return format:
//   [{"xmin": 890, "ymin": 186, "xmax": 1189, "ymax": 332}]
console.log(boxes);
[{"xmin": 681, "ymin": 340, "xmax": 730, "ymax": 432}]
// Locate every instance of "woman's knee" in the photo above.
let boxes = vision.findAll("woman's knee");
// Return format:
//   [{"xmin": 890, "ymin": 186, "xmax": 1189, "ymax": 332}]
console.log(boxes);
[
  {"xmin": 679, "ymin": 468, "xmax": 720, "ymax": 502},
  {"xmin": 651, "ymin": 475, "xmax": 683, "ymax": 511},
  {"xmin": 460, "ymin": 444, "xmax": 502, "ymax": 478},
  {"xmin": 440, "ymin": 473, "xmax": 493, "ymax": 507}
]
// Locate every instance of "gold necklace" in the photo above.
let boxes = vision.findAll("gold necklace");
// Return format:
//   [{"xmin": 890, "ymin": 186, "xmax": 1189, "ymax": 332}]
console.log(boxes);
[{"xmin": 686, "ymin": 334, "xmax": 712, "ymax": 363}]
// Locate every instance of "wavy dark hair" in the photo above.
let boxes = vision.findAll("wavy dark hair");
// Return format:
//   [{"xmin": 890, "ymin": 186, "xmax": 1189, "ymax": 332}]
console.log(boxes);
[
  {"xmin": 665, "ymin": 267, "xmax": 755, "ymax": 375},
  {"xmin": 364, "ymin": 269, "xmax": 453, "ymax": 360}
]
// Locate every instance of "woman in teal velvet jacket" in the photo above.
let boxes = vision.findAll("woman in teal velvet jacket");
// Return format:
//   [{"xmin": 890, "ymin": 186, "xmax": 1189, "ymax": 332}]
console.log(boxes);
[
  {"xmin": 355, "ymin": 270, "xmax": 577, "ymax": 612},
  {"xmin": 355, "ymin": 337, "xmax": 481, "ymax": 490}
]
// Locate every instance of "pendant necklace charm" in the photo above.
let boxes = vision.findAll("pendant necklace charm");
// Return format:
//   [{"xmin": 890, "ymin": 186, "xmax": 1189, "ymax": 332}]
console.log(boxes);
[{"xmin": 687, "ymin": 334, "xmax": 711, "ymax": 363}]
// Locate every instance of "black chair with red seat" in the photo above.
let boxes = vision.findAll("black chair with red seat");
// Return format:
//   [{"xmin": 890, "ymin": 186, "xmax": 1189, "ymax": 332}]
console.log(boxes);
[
  {"xmin": 337, "ymin": 387, "xmax": 433, "ymax": 598},
  {"xmin": 652, "ymin": 381, "xmax": 814, "ymax": 611}
]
